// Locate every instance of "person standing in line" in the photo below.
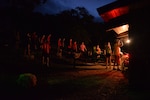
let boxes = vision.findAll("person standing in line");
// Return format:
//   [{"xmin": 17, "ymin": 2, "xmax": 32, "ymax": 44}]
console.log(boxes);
[
  {"xmin": 57, "ymin": 38, "xmax": 62, "ymax": 58},
  {"xmin": 72, "ymin": 41, "xmax": 78, "ymax": 67},
  {"xmin": 42, "ymin": 39, "xmax": 51, "ymax": 67},
  {"xmin": 92, "ymin": 45, "xmax": 99, "ymax": 63},
  {"xmin": 104, "ymin": 42, "xmax": 112, "ymax": 69},
  {"xmin": 31, "ymin": 32, "xmax": 38, "ymax": 52},
  {"xmin": 24, "ymin": 32, "xmax": 31, "ymax": 57},
  {"xmin": 47, "ymin": 34, "xmax": 51, "ymax": 45},
  {"xmin": 67, "ymin": 38, "xmax": 73, "ymax": 54},
  {"xmin": 47, "ymin": 34, "xmax": 52, "ymax": 57},
  {"xmin": 62, "ymin": 38, "xmax": 65, "ymax": 49},
  {"xmin": 61, "ymin": 38, "xmax": 65, "ymax": 56},
  {"xmin": 96, "ymin": 45, "xmax": 101, "ymax": 58},
  {"xmin": 72, "ymin": 41, "xmax": 78, "ymax": 53},
  {"xmin": 80, "ymin": 42, "xmax": 87, "ymax": 58},
  {"xmin": 113, "ymin": 39, "xmax": 123, "ymax": 70},
  {"xmin": 40, "ymin": 35, "xmax": 46, "ymax": 50}
]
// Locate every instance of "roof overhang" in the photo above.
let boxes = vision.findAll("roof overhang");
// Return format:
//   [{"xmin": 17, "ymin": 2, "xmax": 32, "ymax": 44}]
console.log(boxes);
[
  {"xmin": 97, "ymin": 0, "xmax": 130, "ymax": 37},
  {"xmin": 106, "ymin": 24, "xmax": 129, "ymax": 39},
  {"xmin": 106, "ymin": 24, "xmax": 129, "ymax": 35},
  {"xmin": 98, "ymin": 6, "xmax": 129, "ymax": 22},
  {"xmin": 97, "ymin": 0, "xmax": 130, "ymax": 23}
]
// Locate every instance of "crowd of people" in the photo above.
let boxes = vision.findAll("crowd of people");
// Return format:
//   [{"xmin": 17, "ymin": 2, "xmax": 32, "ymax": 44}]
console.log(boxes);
[
  {"xmin": 14, "ymin": 32, "xmax": 124, "ymax": 70},
  {"xmin": 56, "ymin": 38, "xmax": 88, "ymax": 59},
  {"xmin": 23, "ymin": 32, "xmax": 52, "ymax": 67},
  {"xmin": 104, "ymin": 39, "xmax": 124, "ymax": 71},
  {"xmin": 15, "ymin": 32, "xmax": 92, "ymax": 67}
]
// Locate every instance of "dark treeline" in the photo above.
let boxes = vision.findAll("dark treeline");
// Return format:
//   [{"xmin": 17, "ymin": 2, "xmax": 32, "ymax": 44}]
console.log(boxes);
[{"xmin": 0, "ymin": 0, "xmax": 116, "ymax": 49}]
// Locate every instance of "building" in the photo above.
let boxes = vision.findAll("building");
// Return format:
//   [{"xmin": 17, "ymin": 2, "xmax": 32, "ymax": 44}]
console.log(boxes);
[
  {"xmin": 97, "ymin": 0, "xmax": 130, "ymax": 42},
  {"xmin": 97, "ymin": 0, "xmax": 150, "ymax": 91}
]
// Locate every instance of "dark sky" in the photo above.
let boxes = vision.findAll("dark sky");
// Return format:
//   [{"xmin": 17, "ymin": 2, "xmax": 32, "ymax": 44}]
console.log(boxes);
[
  {"xmin": 33, "ymin": 0, "xmax": 116, "ymax": 22},
  {"xmin": 0, "ymin": 0, "xmax": 116, "ymax": 22}
]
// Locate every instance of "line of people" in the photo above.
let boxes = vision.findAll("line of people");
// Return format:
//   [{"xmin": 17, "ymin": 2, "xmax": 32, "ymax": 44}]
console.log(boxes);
[
  {"xmin": 24, "ymin": 32, "xmax": 52, "ymax": 67},
  {"xmin": 57, "ymin": 38, "xmax": 88, "ymax": 59},
  {"xmin": 104, "ymin": 39, "xmax": 123, "ymax": 71},
  {"xmin": 56, "ymin": 37, "xmax": 104, "ymax": 64},
  {"xmin": 16, "ymin": 31, "xmax": 123, "ymax": 69}
]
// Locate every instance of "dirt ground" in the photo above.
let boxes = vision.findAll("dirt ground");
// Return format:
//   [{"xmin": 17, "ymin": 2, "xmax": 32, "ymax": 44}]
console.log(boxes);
[
  {"xmin": 1, "ymin": 63, "xmax": 130, "ymax": 100},
  {"xmin": 0, "ymin": 48, "xmax": 148, "ymax": 100},
  {"xmin": 36, "ymin": 67, "xmax": 129, "ymax": 100}
]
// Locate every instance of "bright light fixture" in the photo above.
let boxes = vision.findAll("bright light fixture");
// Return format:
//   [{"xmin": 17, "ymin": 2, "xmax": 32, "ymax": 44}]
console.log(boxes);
[
  {"xmin": 112, "ymin": 24, "xmax": 129, "ymax": 34},
  {"xmin": 126, "ymin": 39, "xmax": 130, "ymax": 43}
]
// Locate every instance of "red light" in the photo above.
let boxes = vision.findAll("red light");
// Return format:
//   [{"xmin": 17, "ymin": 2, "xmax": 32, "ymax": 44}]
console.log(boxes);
[{"xmin": 100, "ymin": 6, "xmax": 129, "ymax": 22}]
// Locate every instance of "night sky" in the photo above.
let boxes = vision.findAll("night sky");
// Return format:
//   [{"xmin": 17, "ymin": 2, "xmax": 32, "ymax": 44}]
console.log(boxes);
[
  {"xmin": 0, "ymin": 0, "xmax": 116, "ymax": 22},
  {"xmin": 33, "ymin": 0, "xmax": 116, "ymax": 22}
]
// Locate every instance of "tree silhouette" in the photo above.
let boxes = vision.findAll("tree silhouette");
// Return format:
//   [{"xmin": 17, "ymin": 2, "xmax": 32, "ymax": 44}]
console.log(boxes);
[
  {"xmin": 55, "ymin": 7, "xmax": 95, "ymax": 47},
  {"xmin": 0, "ymin": 2, "xmax": 115, "ymax": 49}
]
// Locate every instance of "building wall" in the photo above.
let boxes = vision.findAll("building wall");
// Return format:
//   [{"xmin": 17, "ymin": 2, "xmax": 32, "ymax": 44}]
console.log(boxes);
[{"xmin": 129, "ymin": 0, "xmax": 150, "ymax": 90}]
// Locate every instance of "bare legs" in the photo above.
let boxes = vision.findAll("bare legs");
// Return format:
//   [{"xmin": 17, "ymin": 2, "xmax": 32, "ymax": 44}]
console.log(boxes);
[
  {"xmin": 106, "ymin": 56, "xmax": 111, "ymax": 69},
  {"xmin": 113, "ymin": 55, "xmax": 121, "ymax": 70}
]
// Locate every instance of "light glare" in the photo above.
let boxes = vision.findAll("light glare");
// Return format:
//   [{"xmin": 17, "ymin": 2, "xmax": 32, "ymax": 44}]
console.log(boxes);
[{"xmin": 126, "ymin": 39, "xmax": 130, "ymax": 43}]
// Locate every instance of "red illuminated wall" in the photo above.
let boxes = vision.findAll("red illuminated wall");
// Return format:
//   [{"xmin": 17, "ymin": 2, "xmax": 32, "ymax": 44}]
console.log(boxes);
[{"xmin": 100, "ymin": 6, "xmax": 129, "ymax": 22}]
